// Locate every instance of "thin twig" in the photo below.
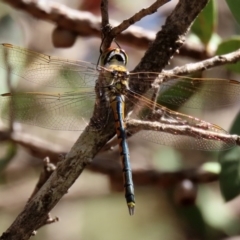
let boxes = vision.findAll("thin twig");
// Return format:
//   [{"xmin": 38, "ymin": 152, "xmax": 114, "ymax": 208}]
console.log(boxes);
[
  {"xmin": 103, "ymin": 0, "xmax": 170, "ymax": 48},
  {"xmin": 28, "ymin": 157, "xmax": 59, "ymax": 233},
  {"xmin": 163, "ymin": 48, "xmax": 240, "ymax": 78},
  {"xmin": 111, "ymin": 0, "xmax": 170, "ymax": 36},
  {"xmin": 127, "ymin": 119, "xmax": 240, "ymax": 148},
  {"xmin": 28, "ymin": 157, "xmax": 57, "ymax": 201},
  {"xmin": 101, "ymin": 0, "xmax": 109, "ymax": 29},
  {"xmin": 100, "ymin": 0, "xmax": 112, "ymax": 50}
]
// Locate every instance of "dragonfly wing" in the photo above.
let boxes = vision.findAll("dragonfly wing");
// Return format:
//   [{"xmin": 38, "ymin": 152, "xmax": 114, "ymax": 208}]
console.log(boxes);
[
  {"xmin": 129, "ymin": 73, "xmax": 240, "ymax": 109},
  {"xmin": 158, "ymin": 78, "xmax": 240, "ymax": 109},
  {"xmin": 0, "ymin": 43, "xmax": 99, "ymax": 88},
  {"xmin": 0, "ymin": 91, "xmax": 110, "ymax": 131},
  {"xmin": 134, "ymin": 116, "xmax": 235, "ymax": 151},
  {"xmin": 133, "ymin": 124, "xmax": 234, "ymax": 151},
  {"xmin": 126, "ymin": 91, "xmax": 235, "ymax": 151}
]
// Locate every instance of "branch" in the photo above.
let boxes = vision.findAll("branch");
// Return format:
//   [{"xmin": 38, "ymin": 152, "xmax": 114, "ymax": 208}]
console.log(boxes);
[
  {"xmin": 28, "ymin": 157, "xmax": 59, "ymax": 234},
  {"xmin": 100, "ymin": 0, "xmax": 109, "ymax": 29},
  {"xmin": 0, "ymin": 163, "xmax": 219, "ymax": 209},
  {"xmin": 127, "ymin": 119, "xmax": 240, "ymax": 148},
  {"xmin": 111, "ymin": 0, "xmax": 169, "ymax": 36},
  {"xmin": 163, "ymin": 48, "xmax": 240, "ymax": 77},
  {"xmin": 2, "ymin": 0, "xmax": 155, "ymax": 49},
  {"xmin": 0, "ymin": 130, "xmax": 222, "ymax": 185},
  {"xmin": 131, "ymin": 0, "xmax": 209, "ymax": 97},
  {"xmin": 2, "ymin": 0, "xmax": 206, "ymax": 58},
  {"xmin": 3, "ymin": 0, "xmax": 101, "ymax": 36},
  {"xmin": 102, "ymin": 0, "xmax": 169, "ymax": 49},
  {"xmin": 10, "ymin": 131, "xmax": 65, "ymax": 160},
  {"xmin": 28, "ymin": 157, "xmax": 57, "ymax": 201}
]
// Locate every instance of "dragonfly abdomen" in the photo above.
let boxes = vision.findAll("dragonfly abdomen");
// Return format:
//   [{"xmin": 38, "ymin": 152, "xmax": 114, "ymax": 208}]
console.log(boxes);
[{"xmin": 110, "ymin": 95, "xmax": 135, "ymax": 215}]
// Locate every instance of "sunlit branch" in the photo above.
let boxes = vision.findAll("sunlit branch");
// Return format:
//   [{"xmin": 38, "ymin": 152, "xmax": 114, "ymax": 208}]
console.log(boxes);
[
  {"xmin": 127, "ymin": 119, "xmax": 240, "ymax": 147},
  {"xmin": 111, "ymin": 0, "xmax": 170, "ymax": 36},
  {"xmin": 163, "ymin": 48, "xmax": 240, "ymax": 78}
]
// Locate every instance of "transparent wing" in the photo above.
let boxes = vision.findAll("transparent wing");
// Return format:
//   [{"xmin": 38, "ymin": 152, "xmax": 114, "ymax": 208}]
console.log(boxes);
[
  {"xmin": 126, "ymin": 90, "xmax": 235, "ymax": 151},
  {"xmin": 0, "ymin": 90, "xmax": 112, "ymax": 131},
  {"xmin": 0, "ymin": 43, "xmax": 99, "ymax": 88},
  {"xmin": 129, "ymin": 72, "xmax": 240, "ymax": 109},
  {"xmin": 0, "ymin": 44, "xmax": 115, "ymax": 130}
]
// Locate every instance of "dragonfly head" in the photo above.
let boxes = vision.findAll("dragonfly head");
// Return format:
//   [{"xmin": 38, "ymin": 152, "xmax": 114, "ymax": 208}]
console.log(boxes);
[{"xmin": 100, "ymin": 48, "xmax": 128, "ymax": 67}]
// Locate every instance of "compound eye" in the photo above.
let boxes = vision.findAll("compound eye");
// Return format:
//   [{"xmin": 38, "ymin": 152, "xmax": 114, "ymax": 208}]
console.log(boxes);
[{"xmin": 101, "ymin": 48, "xmax": 128, "ymax": 66}]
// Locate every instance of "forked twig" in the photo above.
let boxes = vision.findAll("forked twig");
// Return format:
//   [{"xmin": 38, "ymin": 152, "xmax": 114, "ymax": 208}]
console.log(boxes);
[
  {"xmin": 111, "ymin": 0, "xmax": 170, "ymax": 36},
  {"xmin": 28, "ymin": 157, "xmax": 59, "ymax": 234}
]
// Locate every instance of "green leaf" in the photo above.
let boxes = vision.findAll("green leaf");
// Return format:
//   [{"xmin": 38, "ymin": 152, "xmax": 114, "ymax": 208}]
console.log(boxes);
[
  {"xmin": 191, "ymin": 0, "xmax": 217, "ymax": 46},
  {"xmin": 216, "ymin": 37, "xmax": 240, "ymax": 73},
  {"xmin": 225, "ymin": 0, "xmax": 240, "ymax": 26},
  {"xmin": 219, "ymin": 148, "xmax": 240, "ymax": 201},
  {"xmin": 219, "ymin": 112, "xmax": 240, "ymax": 201}
]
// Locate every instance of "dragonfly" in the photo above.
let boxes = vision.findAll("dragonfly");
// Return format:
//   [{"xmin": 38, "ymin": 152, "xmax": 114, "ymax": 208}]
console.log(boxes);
[{"xmin": 0, "ymin": 43, "xmax": 239, "ymax": 215}]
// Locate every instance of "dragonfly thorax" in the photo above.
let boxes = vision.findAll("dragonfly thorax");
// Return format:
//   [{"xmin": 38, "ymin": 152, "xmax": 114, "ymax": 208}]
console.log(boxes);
[{"xmin": 106, "ymin": 70, "xmax": 130, "ymax": 96}]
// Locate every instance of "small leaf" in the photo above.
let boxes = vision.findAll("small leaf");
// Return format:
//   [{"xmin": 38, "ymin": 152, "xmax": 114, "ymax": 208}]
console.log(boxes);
[
  {"xmin": 225, "ymin": 0, "xmax": 240, "ymax": 26},
  {"xmin": 219, "ymin": 148, "xmax": 240, "ymax": 201},
  {"xmin": 216, "ymin": 37, "xmax": 240, "ymax": 73},
  {"xmin": 219, "ymin": 111, "xmax": 240, "ymax": 201},
  {"xmin": 191, "ymin": 0, "xmax": 217, "ymax": 46}
]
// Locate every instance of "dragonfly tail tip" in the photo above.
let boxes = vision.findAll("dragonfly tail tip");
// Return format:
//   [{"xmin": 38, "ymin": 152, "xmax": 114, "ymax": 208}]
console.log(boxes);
[{"xmin": 128, "ymin": 203, "xmax": 135, "ymax": 216}]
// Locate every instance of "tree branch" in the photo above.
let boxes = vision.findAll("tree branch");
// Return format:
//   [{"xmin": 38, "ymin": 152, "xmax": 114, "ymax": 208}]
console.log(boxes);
[
  {"xmin": 0, "ymin": 130, "xmax": 222, "ymax": 185},
  {"xmin": 100, "ymin": 0, "xmax": 109, "ymax": 29},
  {"xmin": 0, "ymin": 163, "xmax": 219, "ymax": 209},
  {"xmin": 102, "ymin": 0, "xmax": 169, "ymax": 49},
  {"xmin": 163, "ymin": 48, "xmax": 240, "ymax": 77},
  {"xmin": 2, "ymin": 0, "xmax": 155, "ymax": 49},
  {"xmin": 131, "ymin": 0, "xmax": 209, "ymax": 97},
  {"xmin": 127, "ymin": 119, "xmax": 240, "ymax": 148},
  {"xmin": 2, "ymin": 0, "xmax": 206, "ymax": 58},
  {"xmin": 28, "ymin": 157, "xmax": 59, "ymax": 234},
  {"xmin": 111, "ymin": 0, "xmax": 169, "ymax": 36}
]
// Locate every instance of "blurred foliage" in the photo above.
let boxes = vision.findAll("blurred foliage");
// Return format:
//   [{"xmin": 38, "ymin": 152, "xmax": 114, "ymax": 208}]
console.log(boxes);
[
  {"xmin": 225, "ymin": 0, "xmax": 240, "ymax": 27},
  {"xmin": 191, "ymin": 0, "xmax": 217, "ymax": 46},
  {"xmin": 219, "ymin": 111, "xmax": 240, "ymax": 201},
  {"xmin": 216, "ymin": 37, "xmax": 240, "ymax": 73}
]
